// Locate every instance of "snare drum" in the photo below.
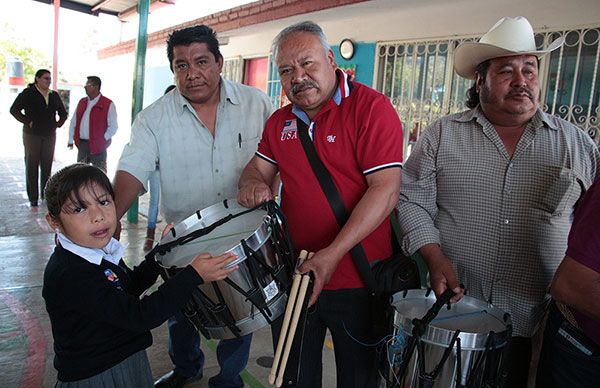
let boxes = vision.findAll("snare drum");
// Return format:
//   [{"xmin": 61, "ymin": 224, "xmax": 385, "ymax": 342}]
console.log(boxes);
[
  {"xmin": 386, "ymin": 289, "xmax": 512, "ymax": 388},
  {"xmin": 154, "ymin": 199, "xmax": 295, "ymax": 339}
]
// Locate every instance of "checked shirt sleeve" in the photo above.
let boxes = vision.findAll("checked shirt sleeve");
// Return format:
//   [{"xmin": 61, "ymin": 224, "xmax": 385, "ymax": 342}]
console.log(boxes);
[{"xmin": 396, "ymin": 122, "xmax": 442, "ymax": 255}]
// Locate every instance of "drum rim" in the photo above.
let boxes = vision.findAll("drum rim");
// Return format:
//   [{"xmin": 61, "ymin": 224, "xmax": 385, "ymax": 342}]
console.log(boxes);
[
  {"xmin": 391, "ymin": 289, "xmax": 512, "ymax": 350},
  {"xmin": 156, "ymin": 199, "xmax": 271, "ymax": 268}
]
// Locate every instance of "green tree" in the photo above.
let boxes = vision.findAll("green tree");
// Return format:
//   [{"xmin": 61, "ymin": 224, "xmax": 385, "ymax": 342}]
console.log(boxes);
[{"xmin": 0, "ymin": 41, "xmax": 50, "ymax": 84}]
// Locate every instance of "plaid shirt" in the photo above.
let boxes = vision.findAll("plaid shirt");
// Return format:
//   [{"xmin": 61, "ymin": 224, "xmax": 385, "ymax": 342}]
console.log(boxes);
[{"xmin": 397, "ymin": 107, "xmax": 600, "ymax": 336}]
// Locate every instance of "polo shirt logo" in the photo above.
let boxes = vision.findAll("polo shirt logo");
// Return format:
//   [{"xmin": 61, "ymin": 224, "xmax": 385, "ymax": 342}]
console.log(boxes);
[
  {"xmin": 327, "ymin": 135, "xmax": 336, "ymax": 143},
  {"xmin": 281, "ymin": 119, "xmax": 298, "ymax": 141}
]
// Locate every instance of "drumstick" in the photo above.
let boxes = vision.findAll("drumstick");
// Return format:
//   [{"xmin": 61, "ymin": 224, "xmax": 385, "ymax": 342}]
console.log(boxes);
[
  {"xmin": 269, "ymin": 250, "xmax": 309, "ymax": 385},
  {"xmin": 275, "ymin": 255, "xmax": 312, "ymax": 387}
]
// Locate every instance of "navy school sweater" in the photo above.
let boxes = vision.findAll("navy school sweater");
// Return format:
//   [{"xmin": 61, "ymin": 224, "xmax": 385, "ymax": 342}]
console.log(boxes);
[{"xmin": 42, "ymin": 244, "xmax": 203, "ymax": 381}]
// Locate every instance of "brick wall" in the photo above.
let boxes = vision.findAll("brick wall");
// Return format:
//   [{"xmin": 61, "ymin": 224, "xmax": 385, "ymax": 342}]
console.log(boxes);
[{"xmin": 98, "ymin": 0, "xmax": 368, "ymax": 59}]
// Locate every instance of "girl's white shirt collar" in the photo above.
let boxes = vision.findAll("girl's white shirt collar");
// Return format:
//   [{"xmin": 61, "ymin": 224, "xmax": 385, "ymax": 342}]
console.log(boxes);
[{"xmin": 57, "ymin": 232, "xmax": 127, "ymax": 266}]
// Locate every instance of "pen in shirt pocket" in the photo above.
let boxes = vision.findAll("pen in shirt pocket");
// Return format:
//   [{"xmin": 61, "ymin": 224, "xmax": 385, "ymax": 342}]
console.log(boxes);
[{"xmin": 238, "ymin": 133, "xmax": 242, "ymax": 148}]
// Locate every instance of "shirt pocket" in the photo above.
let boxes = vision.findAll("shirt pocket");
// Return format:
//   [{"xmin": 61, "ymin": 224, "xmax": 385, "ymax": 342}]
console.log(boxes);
[
  {"xmin": 235, "ymin": 135, "xmax": 260, "ymax": 160},
  {"xmin": 535, "ymin": 166, "xmax": 579, "ymax": 216}
]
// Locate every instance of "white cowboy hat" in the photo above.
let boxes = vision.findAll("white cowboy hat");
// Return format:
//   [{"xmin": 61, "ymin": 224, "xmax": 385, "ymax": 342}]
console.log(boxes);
[{"xmin": 454, "ymin": 16, "xmax": 564, "ymax": 79}]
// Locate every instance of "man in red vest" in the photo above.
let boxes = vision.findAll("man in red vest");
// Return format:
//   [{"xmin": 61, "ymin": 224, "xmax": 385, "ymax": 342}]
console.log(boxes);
[{"xmin": 68, "ymin": 76, "xmax": 118, "ymax": 171}]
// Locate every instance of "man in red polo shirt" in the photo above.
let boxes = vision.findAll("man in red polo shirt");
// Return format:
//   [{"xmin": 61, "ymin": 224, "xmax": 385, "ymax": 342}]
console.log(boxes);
[{"xmin": 238, "ymin": 21, "xmax": 403, "ymax": 387}]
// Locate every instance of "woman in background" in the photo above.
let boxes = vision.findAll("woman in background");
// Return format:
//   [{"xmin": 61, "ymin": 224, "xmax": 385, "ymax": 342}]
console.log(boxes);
[{"xmin": 10, "ymin": 69, "xmax": 68, "ymax": 207}]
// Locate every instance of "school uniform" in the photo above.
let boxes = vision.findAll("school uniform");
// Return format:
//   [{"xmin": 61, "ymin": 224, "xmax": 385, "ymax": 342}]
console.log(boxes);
[{"xmin": 42, "ymin": 234, "xmax": 203, "ymax": 385}]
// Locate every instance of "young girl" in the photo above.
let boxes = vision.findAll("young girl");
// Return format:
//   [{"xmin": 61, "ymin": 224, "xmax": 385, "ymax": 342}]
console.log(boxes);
[{"xmin": 42, "ymin": 163, "xmax": 238, "ymax": 387}]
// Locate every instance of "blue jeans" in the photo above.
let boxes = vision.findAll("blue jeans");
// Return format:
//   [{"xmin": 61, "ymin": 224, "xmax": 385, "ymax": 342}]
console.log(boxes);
[
  {"xmin": 147, "ymin": 168, "xmax": 160, "ymax": 229},
  {"xmin": 168, "ymin": 311, "xmax": 252, "ymax": 388},
  {"xmin": 536, "ymin": 302, "xmax": 600, "ymax": 388}
]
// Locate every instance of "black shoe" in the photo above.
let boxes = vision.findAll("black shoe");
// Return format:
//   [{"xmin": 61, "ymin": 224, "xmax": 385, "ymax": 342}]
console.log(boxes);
[{"xmin": 154, "ymin": 370, "xmax": 202, "ymax": 388}]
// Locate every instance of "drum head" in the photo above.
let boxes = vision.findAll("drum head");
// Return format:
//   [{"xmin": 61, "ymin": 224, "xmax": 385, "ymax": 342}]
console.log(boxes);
[
  {"xmin": 156, "ymin": 200, "xmax": 270, "ymax": 269},
  {"xmin": 391, "ymin": 289, "xmax": 511, "ymax": 349}
]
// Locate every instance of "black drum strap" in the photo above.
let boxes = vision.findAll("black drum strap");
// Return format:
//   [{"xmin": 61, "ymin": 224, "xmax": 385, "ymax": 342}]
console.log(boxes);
[
  {"xmin": 264, "ymin": 201, "xmax": 296, "ymax": 287},
  {"xmin": 396, "ymin": 289, "xmax": 455, "ymax": 385},
  {"xmin": 416, "ymin": 329, "xmax": 461, "ymax": 388}
]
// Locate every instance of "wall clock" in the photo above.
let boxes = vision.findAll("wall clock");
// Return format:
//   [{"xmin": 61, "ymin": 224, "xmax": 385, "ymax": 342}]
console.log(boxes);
[{"xmin": 339, "ymin": 38, "xmax": 355, "ymax": 60}]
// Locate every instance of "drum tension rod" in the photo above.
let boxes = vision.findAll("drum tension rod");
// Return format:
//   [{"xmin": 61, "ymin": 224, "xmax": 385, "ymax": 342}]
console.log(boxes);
[{"xmin": 194, "ymin": 286, "xmax": 242, "ymax": 338}]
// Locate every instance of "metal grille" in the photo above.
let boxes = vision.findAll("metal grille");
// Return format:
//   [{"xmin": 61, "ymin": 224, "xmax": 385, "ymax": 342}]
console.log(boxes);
[
  {"xmin": 266, "ymin": 53, "xmax": 286, "ymax": 108},
  {"xmin": 375, "ymin": 25, "xmax": 600, "ymax": 155},
  {"xmin": 542, "ymin": 27, "xmax": 600, "ymax": 145}
]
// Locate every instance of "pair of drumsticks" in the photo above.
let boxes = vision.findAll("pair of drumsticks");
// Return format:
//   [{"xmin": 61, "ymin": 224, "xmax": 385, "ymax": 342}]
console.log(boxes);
[{"xmin": 269, "ymin": 250, "xmax": 313, "ymax": 387}]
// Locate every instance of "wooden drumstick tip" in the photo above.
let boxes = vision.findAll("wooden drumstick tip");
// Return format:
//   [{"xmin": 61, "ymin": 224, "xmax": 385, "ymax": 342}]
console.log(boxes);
[
  {"xmin": 271, "ymin": 250, "xmax": 313, "ymax": 386},
  {"xmin": 269, "ymin": 273, "xmax": 301, "ymax": 384},
  {"xmin": 296, "ymin": 250, "xmax": 309, "ymax": 273},
  {"xmin": 275, "ymin": 272, "xmax": 311, "ymax": 387},
  {"xmin": 270, "ymin": 251, "xmax": 308, "ymax": 385}
]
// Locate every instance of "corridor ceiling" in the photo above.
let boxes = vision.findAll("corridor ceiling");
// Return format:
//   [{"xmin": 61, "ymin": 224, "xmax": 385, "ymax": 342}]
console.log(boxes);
[{"xmin": 31, "ymin": 0, "xmax": 173, "ymax": 19}]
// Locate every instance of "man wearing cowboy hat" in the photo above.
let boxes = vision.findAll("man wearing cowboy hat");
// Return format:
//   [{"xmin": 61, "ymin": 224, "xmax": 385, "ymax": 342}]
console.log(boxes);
[{"xmin": 397, "ymin": 16, "xmax": 599, "ymax": 387}]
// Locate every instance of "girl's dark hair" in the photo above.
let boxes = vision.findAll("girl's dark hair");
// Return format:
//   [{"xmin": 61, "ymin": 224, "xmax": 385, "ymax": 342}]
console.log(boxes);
[
  {"xmin": 465, "ymin": 60, "xmax": 491, "ymax": 109},
  {"xmin": 166, "ymin": 25, "xmax": 222, "ymax": 71},
  {"xmin": 45, "ymin": 164, "xmax": 114, "ymax": 220}
]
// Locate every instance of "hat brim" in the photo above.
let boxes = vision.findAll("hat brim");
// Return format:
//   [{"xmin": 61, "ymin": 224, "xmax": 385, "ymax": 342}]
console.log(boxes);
[{"xmin": 453, "ymin": 37, "xmax": 564, "ymax": 79}]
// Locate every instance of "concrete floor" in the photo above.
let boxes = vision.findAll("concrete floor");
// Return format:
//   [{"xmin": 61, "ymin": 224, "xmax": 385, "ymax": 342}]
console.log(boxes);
[{"xmin": 0, "ymin": 116, "xmax": 336, "ymax": 387}]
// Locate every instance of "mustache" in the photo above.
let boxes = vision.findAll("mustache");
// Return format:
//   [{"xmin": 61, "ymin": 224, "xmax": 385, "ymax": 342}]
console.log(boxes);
[
  {"xmin": 291, "ymin": 80, "xmax": 318, "ymax": 95},
  {"xmin": 507, "ymin": 87, "xmax": 534, "ymax": 99}
]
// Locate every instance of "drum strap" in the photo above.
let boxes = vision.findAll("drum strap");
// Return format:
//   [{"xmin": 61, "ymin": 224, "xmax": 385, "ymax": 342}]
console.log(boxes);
[
  {"xmin": 397, "ymin": 289, "xmax": 455, "ymax": 385},
  {"xmin": 296, "ymin": 119, "xmax": 377, "ymax": 293},
  {"xmin": 265, "ymin": 203, "xmax": 297, "ymax": 285}
]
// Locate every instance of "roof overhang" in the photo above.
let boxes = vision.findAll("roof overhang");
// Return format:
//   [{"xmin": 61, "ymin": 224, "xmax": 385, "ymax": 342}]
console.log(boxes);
[{"xmin": 31, "ymin": 0, "xmax": 175, "ymax": 20}]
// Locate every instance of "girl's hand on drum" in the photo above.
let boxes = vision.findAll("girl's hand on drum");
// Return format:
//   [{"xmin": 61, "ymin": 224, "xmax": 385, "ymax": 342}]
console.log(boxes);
[{"xmin": 190, "ymin": 252, "xmax": 239, "ymax": 282}]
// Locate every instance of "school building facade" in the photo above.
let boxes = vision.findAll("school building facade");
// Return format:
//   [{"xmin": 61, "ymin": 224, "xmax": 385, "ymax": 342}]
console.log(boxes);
[{"xmin": 96, "ymin": 0, "xmax": 600, "ymax": 154}]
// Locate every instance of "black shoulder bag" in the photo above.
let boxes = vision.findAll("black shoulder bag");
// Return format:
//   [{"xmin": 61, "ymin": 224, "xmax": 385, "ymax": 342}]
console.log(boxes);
[{"xmin": 295, "ymin": 119, "xmax": 420, "ymax": 297}]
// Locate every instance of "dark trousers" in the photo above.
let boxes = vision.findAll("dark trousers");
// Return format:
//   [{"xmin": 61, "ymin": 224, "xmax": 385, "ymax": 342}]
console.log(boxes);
[
  {"xmin": 504, "ymin": 336, "xmax": 532, "ymax": 388},
  {"xmin": 536, "ymin": 302, "xmax": 600, "ymax": 388},
  {"xmin": 77, "ymin": 139, "xmax": 107, "ymax": 172},
  {"xmin": 275, "ymin": 288, "xmax": 379, "ymax": 388},
  {"xmin": 23, "ymin": 132, "xmax": 55, "ymax": 203}
]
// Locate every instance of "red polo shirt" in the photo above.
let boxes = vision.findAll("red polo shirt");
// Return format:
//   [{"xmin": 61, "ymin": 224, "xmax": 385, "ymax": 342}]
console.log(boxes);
[{"xmin": 257, "ymin": 70, "xmax": 403, "ymax": 289}]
